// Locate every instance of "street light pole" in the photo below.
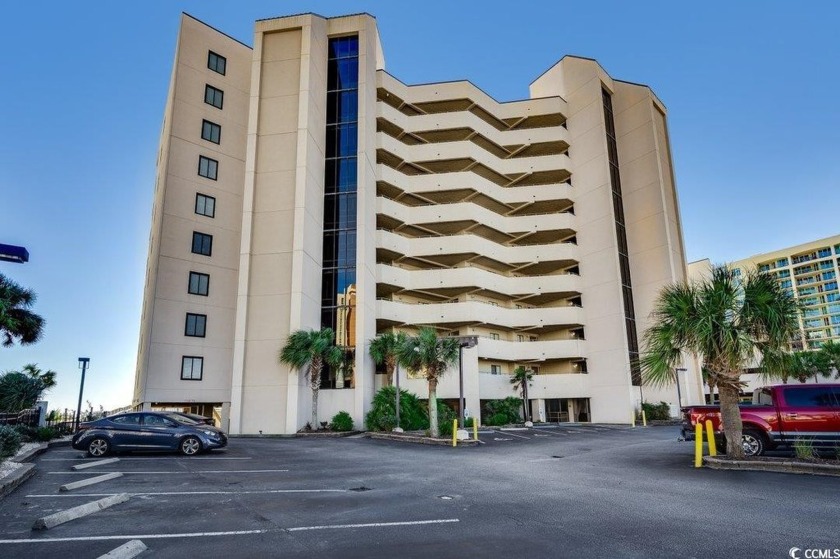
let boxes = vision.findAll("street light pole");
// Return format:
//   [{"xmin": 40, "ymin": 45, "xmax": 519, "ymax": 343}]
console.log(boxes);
[
  {"xmin": 75, "ymin": 358, "xmax": 90, "ymax": 431},
  {"xmin": 458, "ymin": 343, "xmax": 464, "ymax": 429},
  {"xmin": 394, "ymin": 362, "xmax": 401, "ymax": 432}
]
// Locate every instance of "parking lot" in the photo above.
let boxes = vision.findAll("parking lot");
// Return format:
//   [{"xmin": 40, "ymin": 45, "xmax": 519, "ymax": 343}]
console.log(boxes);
[{"xmin": 0, "ymin": 425, "xmax": 838, "ymax": 558}]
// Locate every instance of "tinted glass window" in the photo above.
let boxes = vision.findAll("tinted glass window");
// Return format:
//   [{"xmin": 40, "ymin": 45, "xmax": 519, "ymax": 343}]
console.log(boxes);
[
  {"xmin": 784, "ymin": 387, "xmax": 839, "ymax": 407},
  {"xmin": 182, "ymin": 356, "xmax": 203, "ymax": 380},
  {"xmin": 111, "ymin": 414, "xmax": 141, "ymax": 425},
  {"xmin": 195, "ymin": 194, "xmax": 216, "ymax": 218},
  {"xmin": 143, "ymin": 414, "xmax": 178, "ymax": 427},
  {"xmin": 192, "ymin": 232, "xmax": 212, "ymax": 256},
  {"xmin": 185, "ymin": 313, "xmax": 207, "ymax": 337},
  {"xmin": 188, "ymin": 272, "xmax": 209, "ymax": 296},
  {"xmin": 204, "ymin": 85, "xmax": 224, "ymax": 109},
  {"xmin": 198, "ymin": 156, "xmax": 218, "ymax": 180},
  {"xmin": 208, "ymin": 51, "xmax": 226, "ymax": 75},
  {"xmin": 201, "ymin": 120, "xmax": 221, "ymax": 144}
]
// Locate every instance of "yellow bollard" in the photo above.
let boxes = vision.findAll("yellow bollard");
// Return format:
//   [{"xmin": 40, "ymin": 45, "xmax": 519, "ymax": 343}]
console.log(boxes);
[
  {"xmin": 642, "ymin": 410, "xmax": 647, "ymax": 427},
  {"xmin": 631, "ymin": 412, "xmax": 636, "ymax": 427},
  {"xmin": 452, "ymin": 419, "xmax": 458, "ymax": 447},
  {"xmin": 473, "ymin": 418, "xmax": 478, "ymax": 441},
  {"xmin": 694, "ymin": 422, "xmax": 703, "ymax": 468},
  {"xmin": 705, "ymin": 419, "xmax": 717, "ymax": 456}
]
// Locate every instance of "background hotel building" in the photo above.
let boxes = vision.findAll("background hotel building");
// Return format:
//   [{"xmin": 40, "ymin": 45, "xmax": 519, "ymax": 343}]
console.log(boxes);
[
  {"xmin": 133, "ymin": 12, "xmax": 702, "ymax": 433},
  {"xmin": 689, "ymin": 234, "xmax": 840, "ymax": 398}
]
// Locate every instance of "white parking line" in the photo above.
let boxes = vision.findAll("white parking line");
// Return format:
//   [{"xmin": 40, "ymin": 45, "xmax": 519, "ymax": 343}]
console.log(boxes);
[
  {"xmin": 493, "ymin": 430, "xmax": 530, "ymax": 439},
  {"xmin": 0, "ymin": 530, "xmax": 268, "ymax": 544},
  {"xmin": 40, "ymin": 457, "xmax": 252, "ymax": 461},
  {"xmin": 27, "ymin": 489, "xmax": 347, "ymax": 498},
  {"xmin": 288, "ymin": 518, "xmax": 459, "ymax": 532},
  {"xmin": 47, "ymin": 469, "xmax": 289, "ymax": 475}
]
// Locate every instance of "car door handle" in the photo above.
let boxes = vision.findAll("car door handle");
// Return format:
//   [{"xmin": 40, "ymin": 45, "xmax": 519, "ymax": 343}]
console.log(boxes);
[{"xmin": 787, "ymin": 413, "xmax": 798, "ymax": 418}]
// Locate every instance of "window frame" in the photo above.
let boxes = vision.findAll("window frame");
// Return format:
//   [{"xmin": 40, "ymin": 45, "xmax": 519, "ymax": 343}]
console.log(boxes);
[
  {"xmin": 207, "ymin": 51, "xmax": 226, "ymax": 75},
  {"xmin": 188, "ymin": 272, "xmax": 210, "ymax": 297},
  {"xmin": 197, "ymin": 156, "xmax": 218, "ymax": 180},
  {"xmin": 195, "ymin": 193, "xmax": 216, "ymax": 218},
  {"xmin": 181, "ymin": 356, "xmax": 204, "ymax": 381},
  {"xmin": 191, "ymin": 232, "xmax": 213, "ymax": 256},
  {"xmin": 184, "ymin": 313, "xmax": 207, "ymax": 338},
  {"xmin": 201, "ymin": 120, "xmax": 221, "ymax": 144},
  {"xmin": 204, "ymin": 84, "xmax": 224, "ymax": 110}
]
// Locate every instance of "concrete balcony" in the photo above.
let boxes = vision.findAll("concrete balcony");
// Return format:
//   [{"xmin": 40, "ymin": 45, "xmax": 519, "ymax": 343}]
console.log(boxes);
[
  {"xmin": 378, "ymin": 167, "xmax": 574, "ymax": 207},
  {"xmin": 476, "ymin": 338, "xmax": 586, "ymax": 361},
  {"xmin": 377, "ymin": 299, "xmax": 585, "ymax": 329},
  {"xmin": 476, "ymin": 370, "xmax": 592, "ymax": 400},
  {"xmin": 377, "ymin": 230, "xmax": 579, "ymax": 265},
  {"xmin": 377, "ymin": 197, "xmax": 575, "ymax": 236},
  {"xmin": 377, "ymin": 103, "xmax": 569, "ymax": 149},
  {"xmin": 378, "ymin": 134, "xmax": 572, "ymax": 178},
  {"xmin": 377, "ymin": 264, "xmax": 582, "ymax": 297}
]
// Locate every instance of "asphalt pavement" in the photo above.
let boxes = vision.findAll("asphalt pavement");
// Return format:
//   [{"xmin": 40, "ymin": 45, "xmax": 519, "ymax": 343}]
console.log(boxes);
[{"xmin": 0, "ymin": 424, "xmax": 836, "ymax": 558}]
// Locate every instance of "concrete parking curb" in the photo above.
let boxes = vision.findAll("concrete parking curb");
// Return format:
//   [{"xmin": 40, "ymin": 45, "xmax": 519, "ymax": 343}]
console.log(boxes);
[
  {"xmin": 60, "ymin": 472, "xmax": 124, "ymax": 492},
  {"xmin": 0, "ymin": 463, "xmax": 35, "ymax": 500},
  {"xmin": 294, "ymin": 431, "xmax": 362, "ymax": 438},
  {"xmin": 32, "ymin": 493, "xmax": 130, "ymax": 530},
  {"xmin": 11, "ymin": 443, "xmax": 49, "ymax": 463},
  {"xmin": 366, "ymin": 432, "xmax": 480, "ymax": 447},
  {"xmin": 48, "ymin": 437, "xmax": 72, "ymax": 448},
  {"xmin": 96, "ymin": 539, "xmax": 148, "ymax": 559},
  {"xmin": 72, "ymin": 457, "xmax": 120, "ymax": 471},
  {"xmin": 704, "ymin": 456, "xmax": 840, "ymax": 477}
]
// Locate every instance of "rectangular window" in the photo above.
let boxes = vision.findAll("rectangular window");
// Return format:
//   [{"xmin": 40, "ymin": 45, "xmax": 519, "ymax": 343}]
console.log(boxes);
[
  {"xmin": 490, "ymin": 364, "xmax": 502, "ymax": 375},
  {"xmin": 207, "ymin": 51, "xmax": 226, "ymax": 75},
  {"xmin": 198, "ymin": 156, "xmax": 218, "ymax": 180},
  {"xmin": 185, "ymin": 313, "xmax": 207, "ymax": 337},
  {"xmin": 490, "ymin": 333, "xmax": 500, "ymax": 340},
  {"xmin": 188, "ymin": 272, "xmax": 209, "ymax": 296},
  {"xmin": 204, "ymin": 85, "xmax": 224, "ymax": 109},
  {"xmin": 191, "ymin": 232, "xmax": 212, "ymax": 256},
  {"xmin": 181, "ymin": 356, "xmax": 204, "ymax": 380},
  {"xmin": 201, "ymin": 120, "xmax": 221, "ymax": 144},
  {"xmin": 195, "ymin": 194, "xmax": 216, "ymax": 218}
]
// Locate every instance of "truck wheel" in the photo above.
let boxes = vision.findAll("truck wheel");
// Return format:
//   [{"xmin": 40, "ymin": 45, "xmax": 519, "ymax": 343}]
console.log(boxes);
[{"xmin": 741, "ymin": 429, "xmax": 766, "ymax": 457}]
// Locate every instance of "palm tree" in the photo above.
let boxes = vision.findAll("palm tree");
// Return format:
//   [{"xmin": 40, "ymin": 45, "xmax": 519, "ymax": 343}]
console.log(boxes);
[
  {"xmin": 818, "ymin": 340, "xmax": 840, "ymax": 379},
  {"xmin": 509, "ymin": 366, "xmax": 534, "ymax": 422},
  {"xmin": 279, "ymin": 328, "xmax": 342, "ymax": 430},
  {"xmin": 398, "ymin": 327, "xmax": 459, "ymax": 437},
  {"xmin": 21, "ymin": 363, "xmax": 57, "ymax": 390},
  {"xmin": 764, "ymin": 349, "xmax": 831, "ymax": 384},
  {"xmin": 641, "ymin": 266, "xmax": 799, "ymax": 459},
  {"xmin": 0, "ymin": 273, "xmax": 45, "ymax": 347},
  {"xmin": 369, "ymin": 331, "xmax": 407, "ymax": 386}
]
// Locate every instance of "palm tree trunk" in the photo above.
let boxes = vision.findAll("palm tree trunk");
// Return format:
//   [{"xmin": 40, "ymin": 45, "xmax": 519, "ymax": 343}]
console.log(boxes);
[
  {"xmin": 310, "ymin": 356, "xmax": 322, "ymax": 429},
  {"xmin": 719, "ymin": 381, "xmax": 744, "ymax": 459},
  {"xmin": 428, "ymin": 377, "xmax": 439, "ymax": 438},
  {"xmin": 312, "ymin": 388, "xmax": 319, "ymax": 429},
  {"xmin": 386, "ymin": 357, "xmax": 395, "ymax": 386}
]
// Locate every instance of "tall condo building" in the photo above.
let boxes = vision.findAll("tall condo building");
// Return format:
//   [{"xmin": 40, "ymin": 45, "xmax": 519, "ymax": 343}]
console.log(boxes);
[{"xmin": 133, "ymin": 12, "xmax": 701, "ymax": 433}]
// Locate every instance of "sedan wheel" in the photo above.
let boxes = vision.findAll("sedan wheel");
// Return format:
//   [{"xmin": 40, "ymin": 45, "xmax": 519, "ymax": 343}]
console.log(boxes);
[
  {"xmin": 88, "ymin": 438, "xmax": 110, "ymax": 457},
  {"xmin": 180, "ymin": 436, "xmax": 202, "ymax": 456}
]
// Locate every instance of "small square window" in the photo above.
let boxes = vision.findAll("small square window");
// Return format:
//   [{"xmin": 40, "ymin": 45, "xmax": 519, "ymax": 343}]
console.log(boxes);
[
  {"xmin": 185, "ymin": 313, "xmax": 206, "ymax": 337},
  {"xmin": 191, "ymin": 232, "xmax": 212, "ymax": 256},
  {"xmin": 198, "ymin": 156, "xmax": 218, "ymax": 180},
  {"xmin": 204, "ymin": 85, "xmax": 224, "ymax": 109},
  {"xmin": 490, "ymin": 364, "xmax": 501, "ymax": 375},
  {"xmin": 208, "ymin": 51, "xmax": 226, "ymax": 75},
  {"xmin": 181, "ymin": 356, "xmax": 204, "ymax": 380},
  {"xmin": 188, "ymin": 272, "xmax": 209, "ymax": 296},
  {"xmin": 201, "ymin": 120, "xmax": 221, "ymax": 144},
  {"xmin": 490, "ymin": 333, "xmax": 500, "ymax": 340},
  {"xmin": 195, "ymin": 194, "xmax": 216, "ymax": 218}
]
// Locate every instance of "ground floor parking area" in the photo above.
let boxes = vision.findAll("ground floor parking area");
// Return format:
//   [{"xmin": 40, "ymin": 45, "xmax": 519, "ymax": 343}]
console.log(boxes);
[{"xmin": 0, "ymin": 426, "xmax": 837, "ymax": 557}]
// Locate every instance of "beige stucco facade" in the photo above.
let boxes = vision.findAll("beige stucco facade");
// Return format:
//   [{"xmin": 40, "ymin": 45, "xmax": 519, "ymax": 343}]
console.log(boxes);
[{"xmin": 133, "ymin": 12, "xmax": 702, "ymax": 433}]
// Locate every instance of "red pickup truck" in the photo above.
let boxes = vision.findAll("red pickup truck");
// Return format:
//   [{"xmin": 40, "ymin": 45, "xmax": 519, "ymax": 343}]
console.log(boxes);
[{"xmin": 681, "ymin": 384, "xmax": 840, "ymax": 456}]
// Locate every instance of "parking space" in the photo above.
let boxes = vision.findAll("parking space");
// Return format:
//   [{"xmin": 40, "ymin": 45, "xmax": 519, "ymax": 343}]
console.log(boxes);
[{"xmin": 1, "ymin": 427, "xmax": 838, "ymax": 558}]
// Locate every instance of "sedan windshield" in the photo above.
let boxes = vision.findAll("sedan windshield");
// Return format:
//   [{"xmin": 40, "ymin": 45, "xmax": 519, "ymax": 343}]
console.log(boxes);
[{"xmin": 168, "ymin": 414, "xmax": 199, "ymax": 425}]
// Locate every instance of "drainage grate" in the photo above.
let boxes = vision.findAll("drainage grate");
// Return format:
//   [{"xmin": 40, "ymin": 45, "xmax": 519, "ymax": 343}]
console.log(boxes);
[{"xmin": 348, "ymin": 486, "xmax": 372, "ymax": 492}]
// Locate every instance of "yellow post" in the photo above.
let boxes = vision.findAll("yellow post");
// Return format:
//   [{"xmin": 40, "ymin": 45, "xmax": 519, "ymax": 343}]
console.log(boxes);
[
  {"xmin": 473, "ymin": 418, "xmax": 478, "ymax": 440},
  {"xmin": 694, "ymin": 422, "xmax": 704, "ymax": 468},
  {"xmin": 631, "ymin": 411, "xmax": 636, "ymax": 427},
  {"xmin": 452, "ymin": 419, "xmax": 458, "ymax": 447},
  {"xmin": 642, "ymin": 410, "xmax": 647, "ymax": 427},
  {"xmin": 705, "ymin": 419, "xmax": 717, "ymax": 456}
]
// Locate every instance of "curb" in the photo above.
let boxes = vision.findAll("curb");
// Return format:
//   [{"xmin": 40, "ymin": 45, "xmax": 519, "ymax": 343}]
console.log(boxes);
[
  {"xmin": 366, "ymin": 432, "xmax": 480, "ymax": 447},
  {"xmin": 97, "ymin": 539, "xmax": 148, "ymax": 559},
  {"xmin": 72, "ymin": 457, "xmax": 120, "ymax": 471},
  {"xmin": 294, "ymin": 431, "xmax": 361, "ymax": 438},
  {"xmin": 704, "ymin": 456, "xmax": 840, "ymax": 477},
  {"xmin": 33, "ymin": 493, "xmax": 130, "ymax": 530},
  {"xmin": 60, "ymin": 472, "xmax": 124, "ymax": 492},
  {"xmin": 11, "ymin": 443, "xmax": 49, "ymax": 463},
  {"xmin": 0, "ymin": 463, "xmax": 36, "ymax": 499},
  {"xmin": 48, "ymin": 437, "xmax": 72, "ymax": 448}
]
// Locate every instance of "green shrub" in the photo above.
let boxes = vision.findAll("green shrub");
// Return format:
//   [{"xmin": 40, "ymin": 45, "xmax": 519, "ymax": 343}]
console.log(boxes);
[
  {"xmin": 793, "ymin": 437, "xmax": 816, "ymax": 460},
  {"xmin": 330, "ymin": 411, "xmax": 354, "ymax": 432},
  {"xmin": 365, "ymin": 386, "xmax": 428, "ymax": 431},
  {"xmin": 0, "ymin": 372, "xmax": 46, "ymax": 413},
  {"xmin": 483, "ymin": 397, "xmax": 523, "ymax": 425},
  {"xmin": 0, "ymin": 425, "xmax": 23, "ymax": 458},
  {"xmin": 13, "ymin": 424, "xmax": 37, "ymax": 442},
  {"xmin": 437, "ymin": 402, "xmax": 457, "ymax": 437},
  {"xmin": 641, "ymin": 401, "xmax": 671, "ymax": 421},
  {"xmin": 35, "ymin": 427, "xmax": 58, "ymax": 442}
]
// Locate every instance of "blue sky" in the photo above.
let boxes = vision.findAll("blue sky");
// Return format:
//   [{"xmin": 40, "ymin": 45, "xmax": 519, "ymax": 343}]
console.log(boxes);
[{"xmin": 1, "ymin": 1, "xmax": 838, "ymax": 412}]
